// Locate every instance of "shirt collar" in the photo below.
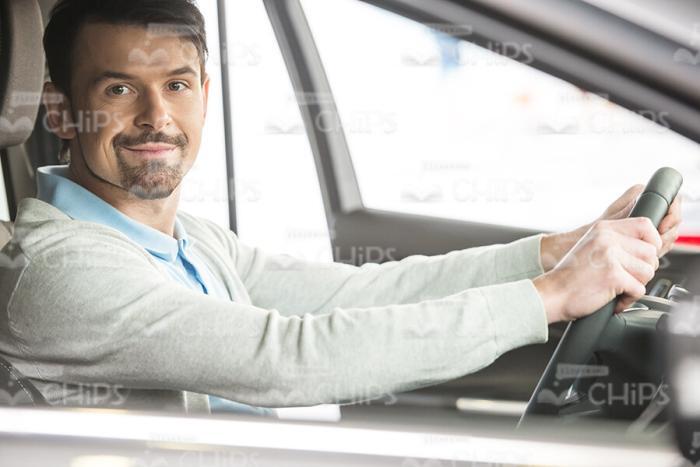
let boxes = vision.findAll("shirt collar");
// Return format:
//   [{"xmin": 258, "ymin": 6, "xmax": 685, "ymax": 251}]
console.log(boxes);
[{"xmin": 36, "ymin": 164, "xmax": 192, "ymax": 262}]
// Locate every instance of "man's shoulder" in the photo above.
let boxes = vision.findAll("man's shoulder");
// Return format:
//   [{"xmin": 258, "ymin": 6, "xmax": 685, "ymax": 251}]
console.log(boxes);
[{"xmin": 9, "ymin": 197, "xmax": 148, "ymax": 262}]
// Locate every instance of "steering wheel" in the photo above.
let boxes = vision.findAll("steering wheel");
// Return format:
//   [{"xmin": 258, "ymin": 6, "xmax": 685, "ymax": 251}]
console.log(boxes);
[{"xmin": 518, "ymin": 167, "xmax": 683, "ymax": 427}]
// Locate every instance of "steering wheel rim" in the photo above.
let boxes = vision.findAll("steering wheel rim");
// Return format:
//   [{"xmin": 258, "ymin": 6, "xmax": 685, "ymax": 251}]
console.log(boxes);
[{"xmin": 518, "ymin": 167, "xmax": 683, "ymax": 426}]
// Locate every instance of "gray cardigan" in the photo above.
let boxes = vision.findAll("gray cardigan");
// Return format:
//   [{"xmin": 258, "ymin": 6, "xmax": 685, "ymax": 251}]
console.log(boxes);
[{"xmin": 0, "ymin": 197, "xmax": 548, "ymax": 413}]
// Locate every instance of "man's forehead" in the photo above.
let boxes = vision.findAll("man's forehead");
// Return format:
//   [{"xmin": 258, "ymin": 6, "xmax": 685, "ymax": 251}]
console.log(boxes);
[{"xmin": 75, "ymin": 22, "xmax": 200, "ymax": 77}]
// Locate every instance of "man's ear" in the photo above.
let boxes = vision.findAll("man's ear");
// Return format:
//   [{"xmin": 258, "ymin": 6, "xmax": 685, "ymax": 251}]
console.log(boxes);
[{"xmin": 42, "ymin": 82, "xmax": 77, "ymax": 140}]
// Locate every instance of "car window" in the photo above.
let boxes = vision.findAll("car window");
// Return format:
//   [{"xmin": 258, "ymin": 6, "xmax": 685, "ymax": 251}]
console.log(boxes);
[
  {"xmin": 177, "ymin": 0, "xmax": 230, "ymax": 229},
  {"xmin": 301, "ymin": 0, "xmax": 700, "ymax": 235},
  {"xmin": 223, "ymin": 0, "xmax": 332, "ymax": 261}
]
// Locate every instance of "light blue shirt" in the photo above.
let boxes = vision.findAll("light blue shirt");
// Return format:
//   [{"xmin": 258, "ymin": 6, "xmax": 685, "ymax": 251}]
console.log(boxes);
[{"xmin": 36, "ymin": 165, "xmax": 273, "ymax": 416}]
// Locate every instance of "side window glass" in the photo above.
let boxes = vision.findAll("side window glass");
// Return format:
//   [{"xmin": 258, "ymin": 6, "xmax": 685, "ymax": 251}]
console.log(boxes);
[
  {"xmin": 0, "ymin": 160, "xmax": 8, "ymax": 221},
  {"xmin": 223, "ymin": 0, "xmax": 332, "ymax": 261},
  {"xmin": 178, "ymin": 0, "xmax": 231, "ymax": 229},
  {"xmin": 302, "ymin": 0, "xmax": 700, "ymax": 234}
]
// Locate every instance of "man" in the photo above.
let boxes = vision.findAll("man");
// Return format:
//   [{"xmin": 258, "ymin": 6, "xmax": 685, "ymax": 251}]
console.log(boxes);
[{"xmin": 0, "ymin": 0, "xmax": 681, "ymax": 414}]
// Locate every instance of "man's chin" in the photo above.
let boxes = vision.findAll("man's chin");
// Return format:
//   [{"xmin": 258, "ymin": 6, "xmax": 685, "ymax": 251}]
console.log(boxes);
[
  {"xmin": 124, "ymin": 172, "xmax": 183, "ymax": 200},
  {"xmin": 127, "ymin": 185, "xmax": 176, "ymax": 200},
  {"xmin": 117, "ymin": 158, "xmax": 184, "ymax": 200}
]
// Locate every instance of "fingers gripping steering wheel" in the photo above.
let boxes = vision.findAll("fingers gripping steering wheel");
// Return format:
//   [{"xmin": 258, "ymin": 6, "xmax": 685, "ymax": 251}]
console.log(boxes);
[{"xmin": 518, "ymin": 167, "xmax": 683, "ymax": 426}]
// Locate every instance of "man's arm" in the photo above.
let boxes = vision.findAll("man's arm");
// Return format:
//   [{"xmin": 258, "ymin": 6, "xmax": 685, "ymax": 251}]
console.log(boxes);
[
  {"xmin": 5, "ymin": 231, "xmax": 548, "ymax": 408},
  {"xmin": 194, "ymin": 215, "xmax": 546, "ymax": 316}
]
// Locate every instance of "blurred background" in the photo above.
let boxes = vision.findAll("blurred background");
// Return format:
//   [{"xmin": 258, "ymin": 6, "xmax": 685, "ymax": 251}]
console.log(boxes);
[{"xmin": 156, "ymin": 0, "xmax": 700, "ymax": 264}]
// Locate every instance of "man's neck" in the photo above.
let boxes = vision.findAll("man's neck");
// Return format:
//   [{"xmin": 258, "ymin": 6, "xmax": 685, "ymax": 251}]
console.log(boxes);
[{"xmin": 67, "ymin": 162, "xmax": 181, "ymax": 237}]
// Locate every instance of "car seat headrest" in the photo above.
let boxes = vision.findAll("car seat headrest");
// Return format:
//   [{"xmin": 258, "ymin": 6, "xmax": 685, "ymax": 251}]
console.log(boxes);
[{"xmin": 0, "ymin": 0, "xmax": 44, "ymax": 149}]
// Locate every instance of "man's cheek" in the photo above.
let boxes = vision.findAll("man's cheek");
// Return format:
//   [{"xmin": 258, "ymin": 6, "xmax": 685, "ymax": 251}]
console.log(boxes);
[
  {"xmin": 101, "ymin": 111, "xmax": 127, "ymax": 135},
  {"xmin": 93, "ymin": 110, "xmax": 124, "ymax": 134}
]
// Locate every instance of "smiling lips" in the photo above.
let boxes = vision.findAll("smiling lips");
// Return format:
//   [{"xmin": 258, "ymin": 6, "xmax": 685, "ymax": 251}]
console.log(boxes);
[{"xmin": 122, "ymin": 144, "xmax": 178, "ymax": 158}]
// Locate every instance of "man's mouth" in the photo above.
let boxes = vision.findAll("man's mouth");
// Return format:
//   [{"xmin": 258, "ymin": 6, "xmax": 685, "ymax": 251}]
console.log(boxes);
[{"xmin": 121, "ymin": 144, "xmax": 179, "ymax": 158}]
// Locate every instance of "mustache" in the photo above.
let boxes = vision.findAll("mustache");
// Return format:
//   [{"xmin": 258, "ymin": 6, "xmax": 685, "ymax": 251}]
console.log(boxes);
[{"xmin": 113, "ymin": 132, "xmax": 188, "ymax": 148}]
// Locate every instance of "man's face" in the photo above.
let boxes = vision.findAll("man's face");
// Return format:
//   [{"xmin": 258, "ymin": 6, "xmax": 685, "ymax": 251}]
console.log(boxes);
[{"xmin": 65, "ymin": 22, "xmax": 209, "ymax": 200}]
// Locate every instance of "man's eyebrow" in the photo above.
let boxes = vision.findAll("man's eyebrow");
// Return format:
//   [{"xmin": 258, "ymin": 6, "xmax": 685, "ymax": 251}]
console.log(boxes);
[
  {"xmin": 167, "ymin": 66, "xmax": 198, "ymax": 77},
  {"xmin": 92, "ymin": 71, "xmax": 137, "ymax": 86},
  {"xmin": 91, "ymin": 66, "xmax": 198, "ymax": 86}
]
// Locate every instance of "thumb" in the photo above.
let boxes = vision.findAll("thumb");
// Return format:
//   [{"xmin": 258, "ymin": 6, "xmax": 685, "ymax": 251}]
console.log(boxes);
[
  {"xmin": 619, "ymin": 196, "xmax": 638, "ymax": 218},
  {"xmin": 606, "ymin": 184, "xmax": 644, "ymax": 219},
  {"xmin": 615, "ymin": 294, "xmax": 638, "ymax": 314}
]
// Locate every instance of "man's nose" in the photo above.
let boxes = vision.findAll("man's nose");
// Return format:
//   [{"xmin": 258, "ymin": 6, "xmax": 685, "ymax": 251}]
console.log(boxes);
[{"xmin": 134, "ymin": 88, "xmax": 172, "ymax": 131}]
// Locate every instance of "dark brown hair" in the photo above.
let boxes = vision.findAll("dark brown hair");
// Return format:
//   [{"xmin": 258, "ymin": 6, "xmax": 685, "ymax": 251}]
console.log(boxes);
[{"xmin": 43, "ymin": 0, "xmax": 209, "ymax": 98}]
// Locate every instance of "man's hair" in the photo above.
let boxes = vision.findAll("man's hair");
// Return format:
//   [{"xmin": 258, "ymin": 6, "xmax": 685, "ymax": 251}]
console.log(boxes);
[{"xmin": 43, "ymin": 0, "xmax": 209, "ymax": 98}]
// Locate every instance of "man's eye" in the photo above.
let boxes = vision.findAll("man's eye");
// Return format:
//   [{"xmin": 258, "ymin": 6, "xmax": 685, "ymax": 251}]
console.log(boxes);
[
  {"xmin": 108, "ymin": 85, "xmax": 131, "ymax": 96},
  {"xmin": 168, "ymin": 81, "xmax": 188, "ymax": 92}
]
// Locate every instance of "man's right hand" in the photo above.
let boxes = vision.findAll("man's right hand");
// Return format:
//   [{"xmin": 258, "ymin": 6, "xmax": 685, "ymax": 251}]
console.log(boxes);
[{"xmin": 534, "ymin": 217, "xmax": 662, "ymax": 324}]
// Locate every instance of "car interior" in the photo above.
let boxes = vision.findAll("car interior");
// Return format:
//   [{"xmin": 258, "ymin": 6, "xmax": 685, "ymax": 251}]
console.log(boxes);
[{"xmin": 1, "ymin": 0, "xmax": 700, "ymax": 465}]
